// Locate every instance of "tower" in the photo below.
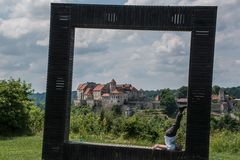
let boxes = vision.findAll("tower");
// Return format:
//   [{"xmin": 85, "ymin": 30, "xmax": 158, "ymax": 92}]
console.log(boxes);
[{"xmin": 110, "ymin": 79, "xmax": 116, "ymax": 93}]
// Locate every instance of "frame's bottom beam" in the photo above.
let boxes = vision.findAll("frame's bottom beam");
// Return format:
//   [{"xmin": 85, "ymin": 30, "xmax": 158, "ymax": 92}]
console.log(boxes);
[{"xmin": 63, "ymin": 142, "xmax": 185, "ymax": 160}]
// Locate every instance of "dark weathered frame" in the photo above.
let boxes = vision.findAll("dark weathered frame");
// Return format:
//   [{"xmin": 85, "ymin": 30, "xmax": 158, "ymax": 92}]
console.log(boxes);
[{"xmin": 42, "ymin": 3, "xmax": 217, "ymax": 160}]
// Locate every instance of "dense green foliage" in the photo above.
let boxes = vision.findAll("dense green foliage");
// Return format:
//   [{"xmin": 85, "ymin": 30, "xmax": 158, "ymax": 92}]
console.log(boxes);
[
  {"xmin": 111, "ymin": 105, "xmax": 122, "ymax": 116},
  {"xmin": 70, "ymin": 106, "xmax": 179, "ymax": 145},
  {"xmin": 159, "ymin": 89, "xmax": 178, "ymax": 117},
  {"xmin": 176, "ymin": 86, "xmax": 188, "ymax": 98},
  {"xmin": 211, "ymin": 115, "xmax": 240, "ymax": 131},
  {"xmin": 224, "ymin": 86, "xmax": 240, "ymax": 98},
  {"xmin": 0, "ymin": 79, "xmax": 43, "ymax": 135},
  {"xmin": 70, "ymin": 105, "xmax": 188, "ymax": 148},
  {"xmin": 212, "ymin": 85, "xmax": 221, "ymax": 95},
  {"xmin": 70, "ymin": 105, "xmax": 240, "ymax": 151}
]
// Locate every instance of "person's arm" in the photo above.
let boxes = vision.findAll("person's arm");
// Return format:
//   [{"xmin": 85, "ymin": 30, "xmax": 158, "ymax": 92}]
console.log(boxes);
[{"xmin": 153, "ymin": 144, "xmax": 167, "ymax": 150}]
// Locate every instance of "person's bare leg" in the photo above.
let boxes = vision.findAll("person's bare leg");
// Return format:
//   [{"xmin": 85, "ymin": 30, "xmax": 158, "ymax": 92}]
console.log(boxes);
[
  {"xmin": 165, "ymin": 106, "xmax": 186, "ymax": 137},
  {"xmin": 165, "ymin": 112, "xmax": 183, "ymax": 137}
]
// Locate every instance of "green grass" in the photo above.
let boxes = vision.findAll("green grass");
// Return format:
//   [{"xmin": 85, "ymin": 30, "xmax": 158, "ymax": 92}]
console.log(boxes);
[
  {"xmin": 0, "ymin": 135, "xmax": 42, "ymax": 160},
  {"xmin": 0, "ymin": 135, "xmax": 239, "ymax": 160},
  {"xmin": 210, "ymin": 152, "xmax": 240, "ymax": 160},
  {"xmin": 70, "ymin": 133, "xmax": 154, "ymax": 146},
  {"xmin": 210, "ymin": 131, "xmax": 240, "ymax": 153}
]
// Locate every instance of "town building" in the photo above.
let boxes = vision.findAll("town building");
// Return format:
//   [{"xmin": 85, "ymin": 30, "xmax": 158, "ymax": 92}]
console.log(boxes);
[
  {"xmin": 75, "ymin": 79, "xmax": 143, "ymax": 107},
  {"xmin": 176, "ymin": 98, "xmax": 188, "ymax": 107}
]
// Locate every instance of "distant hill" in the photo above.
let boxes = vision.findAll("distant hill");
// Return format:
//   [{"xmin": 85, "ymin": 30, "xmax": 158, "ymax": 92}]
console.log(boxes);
[
  {"xmin": 30, "ymin": 91, "xmax": 77, "ymax": 106},
  {"xmin": 224, "ymin": 86, "xmax": 240, "ymax": 98},
  {"xmin": 143, "ymin": 86, "xmax": 240, "ymax": 100},
  {"xmin": 143, "ymin": 89, "xmax": 177, "ymax": 101},
  {"xmin": 29, "ymin": 92, "xmax": 46, "ymax": 106}
]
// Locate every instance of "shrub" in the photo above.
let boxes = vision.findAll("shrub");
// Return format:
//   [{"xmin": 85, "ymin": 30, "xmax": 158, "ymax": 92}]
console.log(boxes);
[
  {"xmin": 211, "ymin": 115, "xmax": 240, "ymax": 132},
  {"xmin": 28, "ymin": 106, "xmax": 44, "ymax": 134},
  {"xmin": 70, "ymin": 114, "xmax": 87, "ymax": 135},
  {"xmin": 0, "ymin": 79, "xmax": 42, "ymax": 135}
]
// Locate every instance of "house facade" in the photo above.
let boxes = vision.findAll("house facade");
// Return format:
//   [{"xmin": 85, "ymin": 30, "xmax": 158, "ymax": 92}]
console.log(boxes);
[{"xmin": 75, "ymin": 79, "xmax": 143, "ymax": 107}]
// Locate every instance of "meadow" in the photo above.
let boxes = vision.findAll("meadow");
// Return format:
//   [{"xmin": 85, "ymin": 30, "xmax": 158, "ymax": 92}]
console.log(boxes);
[{"xmin": 1, "ymin": 131, "xmax": 240, "ymax": 160}]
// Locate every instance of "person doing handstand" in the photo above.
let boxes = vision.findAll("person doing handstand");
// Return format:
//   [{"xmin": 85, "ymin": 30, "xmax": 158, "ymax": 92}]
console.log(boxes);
[{"xmin": 153, "ymin": 106, "xmax": 186, "ymax": 151}]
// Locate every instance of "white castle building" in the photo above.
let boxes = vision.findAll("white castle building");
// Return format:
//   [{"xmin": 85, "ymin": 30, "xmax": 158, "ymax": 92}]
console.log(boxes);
[{"xmin": 75, "ymin": 79, "xmax": 143, "ymax": 106}]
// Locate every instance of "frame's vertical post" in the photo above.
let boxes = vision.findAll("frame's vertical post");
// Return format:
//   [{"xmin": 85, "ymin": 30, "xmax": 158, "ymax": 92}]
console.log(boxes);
[
  {"xmin": 186, "ymin": 7, "xmax": 217, "ymax": 160},
  {"xmin": 42, "ymin": 4, "xmax": 74, "ymax": 160}
]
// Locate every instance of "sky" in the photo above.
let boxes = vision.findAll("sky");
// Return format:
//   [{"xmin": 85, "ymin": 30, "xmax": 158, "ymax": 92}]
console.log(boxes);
[{"xmin": 0, "ymin": 0, "xmax": 239, "ymax": 92}]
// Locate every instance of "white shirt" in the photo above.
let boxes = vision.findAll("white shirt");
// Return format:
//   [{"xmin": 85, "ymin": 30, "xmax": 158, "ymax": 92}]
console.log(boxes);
[{"xmin": 164, "ymin": 136, "xmax": 176, "ymax": 150}]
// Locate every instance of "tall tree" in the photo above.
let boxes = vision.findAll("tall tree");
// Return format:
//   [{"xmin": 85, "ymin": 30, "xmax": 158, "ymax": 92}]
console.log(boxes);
[{"xmin": 160, "ymin": 89, "xmax": 178, "ymax": 117}]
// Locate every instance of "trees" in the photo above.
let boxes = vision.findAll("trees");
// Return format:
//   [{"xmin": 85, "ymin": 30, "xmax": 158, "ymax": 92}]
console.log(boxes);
[
  {"xmin": 176, "ymin": 86, "xmax": 188, "ymax": 98},
  {"xmin": 224, "ymin": 86, "xmax": 240, "ymax": 98},
  {"xmin": 160, "ymin": 89, "xmax": 178, "ymax": 117},
  {"xmin": 212, "ymin": 85, "xmax": 221, "ymax": 95},
  {"xmin": 0, "ymin": 79, "xmax": 42, "ymax": 135}
]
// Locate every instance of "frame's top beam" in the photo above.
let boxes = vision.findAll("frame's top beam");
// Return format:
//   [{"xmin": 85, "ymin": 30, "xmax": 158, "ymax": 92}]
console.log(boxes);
[
  {"xmin": 51, "ymin": 3, "xmax": 217, "ymax": 10},
  {"xmin": 51, "ymin": 3, "xmax": 217, "ymax": 31}
]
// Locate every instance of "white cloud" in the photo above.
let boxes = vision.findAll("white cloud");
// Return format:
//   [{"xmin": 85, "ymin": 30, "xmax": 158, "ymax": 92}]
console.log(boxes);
[
  {"xmin": 126, "ymin": 33, "xmax": 139, "ymax": 43},
  {"xmin": 0, "ymin": 18, "xmax": 48, "ymax": 39},
  {"xmin": 36, "ymin": 37, "xmax": 49, "ymax": 46},
  {"xmin": 152, "ymin": 33, "xmax": 185, "ymax": 54},
  {"xmin": 130, "ymin": 53, "xmax": 141, "ymax": 60},
  {"xmin": 8, "ymin": 0, "xmax": 63, "ymax": 18},
  {"xmin": 125, "ymin": 0, "xmax": 164, "ymax": 5}
]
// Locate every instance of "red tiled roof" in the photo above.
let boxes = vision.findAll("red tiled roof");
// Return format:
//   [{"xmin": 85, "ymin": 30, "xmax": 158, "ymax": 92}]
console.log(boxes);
[
  {"xmin": 112, "ymin": 89, "xmax": 123, "ymax": 94},
  {"xmin": 84, "ymin": 88, "xmax": 92, "ymax": 95},
  {"xmin": 77, "ymin": 83, "xmax": 87, "ymax": 91},
  {"xmin": 77, "ymin": 83, "xmax": 83, "ymax": 90},
  {"xmin": 93, "ymin": 84, "xmax": 104, "ymax": 91},
  {"xmin": 112, "ymin": 89, "xmax": 119, "ymax": 94}
]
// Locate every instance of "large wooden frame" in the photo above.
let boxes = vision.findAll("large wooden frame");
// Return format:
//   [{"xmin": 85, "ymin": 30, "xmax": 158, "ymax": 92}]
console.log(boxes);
[{"xmin": 42, "ymin": 3, "xmax": 217, "ymax": 160}]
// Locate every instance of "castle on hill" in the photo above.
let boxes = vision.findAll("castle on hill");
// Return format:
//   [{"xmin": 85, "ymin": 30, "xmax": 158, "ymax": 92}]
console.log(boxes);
[{"xmin": 75, "ymin": 79, "xmax": 144, "ymax": 107}]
